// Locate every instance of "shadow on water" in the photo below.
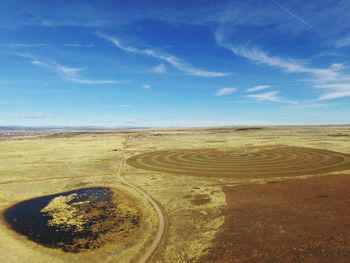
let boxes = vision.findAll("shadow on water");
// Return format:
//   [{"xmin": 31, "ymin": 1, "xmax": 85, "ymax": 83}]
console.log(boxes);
[{"xmin": 4, "ymin": 187, "xmax": 113, "ymax": 252}]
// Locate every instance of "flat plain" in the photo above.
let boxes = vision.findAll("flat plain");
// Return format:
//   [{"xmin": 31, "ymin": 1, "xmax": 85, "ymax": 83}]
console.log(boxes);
[{"xmin": 0, "ymin": 126, "xmax": 349, "ymax": 262}]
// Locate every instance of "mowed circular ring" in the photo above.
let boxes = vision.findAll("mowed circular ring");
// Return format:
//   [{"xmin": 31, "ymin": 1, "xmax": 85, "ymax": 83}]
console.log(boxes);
[{"xmin": 126, "ymin": 146, "xmax": 350, "ymax": 178}]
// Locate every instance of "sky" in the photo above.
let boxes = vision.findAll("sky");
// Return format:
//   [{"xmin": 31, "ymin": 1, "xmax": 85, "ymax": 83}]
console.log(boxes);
[{"xmin": 0, "ymin": 0, "xmax": 350, "ymax": 127}]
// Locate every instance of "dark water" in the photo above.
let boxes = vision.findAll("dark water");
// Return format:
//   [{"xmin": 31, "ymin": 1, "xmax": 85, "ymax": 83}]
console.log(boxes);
[{"xmin": 4, "ymin": 187, "xmax": 112, "ymax": 252}]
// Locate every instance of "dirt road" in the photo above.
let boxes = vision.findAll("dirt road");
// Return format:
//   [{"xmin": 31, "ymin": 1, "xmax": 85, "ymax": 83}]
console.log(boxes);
[{"xmin": 116, "ymin": 136, "xmax": 166, "ymax": 263}]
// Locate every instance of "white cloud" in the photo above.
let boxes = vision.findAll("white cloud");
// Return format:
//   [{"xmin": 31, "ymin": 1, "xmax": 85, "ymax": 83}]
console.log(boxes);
[
  {"xmin": 142, "ymin": 84, "xmax": 151, "ymax": 89},
  {"xmin": 292, "ymin": 103, "xmax": 333, "ymax": 109},
  {"xmin": 245, "ymin": 91, "xmax": 280, "ymax": 102},
  {"xmin": 317, "ymin": 90, "xmax": 350, "ymax": 101},
  {"xmin": 335, "ymin": 35, "xmax": 350, "ymax": 48},
  {"xmin": 215, "ymin": 87, "xmax": 236, "ymax": 96},
  {"xmin": 309, "ymin": 82, "xmax": 350, "ymax": 101},
  {"xmin": 1, "ymin": 43, "xmax": 93, "ymax": 48},
  {"xmin": 270, "ymin": 0, "xmax": 313, "ymax": 28},
  {"xmin": 245, "ymin": 85, "xmax": 299, "ymax": 104},
  {"xmin": 227, "ymin": 46, "xmax": 342, "ymax": 80},
  {"xmin": 16, "ymin": 112, "xmax": 50, "ymax": 119},
  {"xmin": 31, "ymin": 59, "xmax": 117, "ymax": 84},
  {"xmin": 245, "ymin": 90, "xmax": 297, "ymax": 104},
  {"xmin": 216, "ymin": 31, "xmax": 350, "ymax": 101},
  {"xmin": 0, "ymin": 43, "xmax": 51, "ymax": 48},
  {"xmin": 13, "ymin": 52, "xmax": 38, "ymax": 60},
  {"xmin": 153, "ymin": 63, "xmax": 166, "ymax": 74},
  {"xmin": 61, "ymin": 43, "xmax": 94, "ymax": 48},
  {"xmin": 246, "ymin": 85, "xmax": 271, "ymax": 92},
  {"xmin": 97, "ymin": 32, "xmax": 229, "ymax": 77}
]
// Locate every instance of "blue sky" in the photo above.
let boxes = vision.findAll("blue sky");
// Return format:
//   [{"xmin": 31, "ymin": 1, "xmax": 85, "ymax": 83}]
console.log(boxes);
[{"xmin": 0, "ymin": 0, "xmax": 350, "ymax": 127}]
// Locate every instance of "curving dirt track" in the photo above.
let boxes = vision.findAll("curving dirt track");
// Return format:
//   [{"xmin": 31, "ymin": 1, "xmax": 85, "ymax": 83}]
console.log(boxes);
[
  {"xmin": 117, "ymin": 136, "xmax": 166, "ymax": 263},
  {"xmin": 126, "ymin": 146, "xmax": 350, "ymax": 178}
]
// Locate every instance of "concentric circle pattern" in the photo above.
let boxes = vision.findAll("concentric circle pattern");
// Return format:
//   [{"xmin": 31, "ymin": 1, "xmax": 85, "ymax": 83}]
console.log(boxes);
[{"xmin": 126, "ymin": 146, "xmax": 350, "ymax": 178}]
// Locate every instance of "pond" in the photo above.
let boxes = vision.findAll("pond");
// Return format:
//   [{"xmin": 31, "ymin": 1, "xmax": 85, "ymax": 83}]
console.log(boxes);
[{"xmin": 3, "ymin": 187, "xmax": 136, "ymax": 252}]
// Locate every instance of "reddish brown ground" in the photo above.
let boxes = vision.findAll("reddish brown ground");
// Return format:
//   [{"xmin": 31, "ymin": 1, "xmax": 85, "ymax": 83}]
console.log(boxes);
[{"xmin": 200, "ymin": 175, "xmax": 350, "ymax": 263}]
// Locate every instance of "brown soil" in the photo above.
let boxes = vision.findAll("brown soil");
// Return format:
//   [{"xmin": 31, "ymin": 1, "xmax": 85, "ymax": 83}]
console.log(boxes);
[
  {"xmin": 126, "ymin": 146, "xmax": 350, "ymax": 178},
  {"xmin": 183, "ymin": 193, "xmax": 212, "ymax": 206},
  {"xmin": 199, "ymin": 175, "xmax": 350, "ymax": 263}
]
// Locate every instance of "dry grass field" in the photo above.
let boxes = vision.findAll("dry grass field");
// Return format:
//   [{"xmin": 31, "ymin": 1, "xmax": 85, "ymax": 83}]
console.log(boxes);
[{"xmin": 0, "ymin": 126, "xmax": 349, "ymax": 262}]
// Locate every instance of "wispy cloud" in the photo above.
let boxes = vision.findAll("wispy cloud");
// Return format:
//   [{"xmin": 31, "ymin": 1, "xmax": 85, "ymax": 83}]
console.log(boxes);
[
  {"xmin": 142, "ymin": 84, "xmax": 151, "ymax": 89},
  {"xmin": 245, "ymin": 90, "xmax": 297, "ymax": 104},
  {"xmin": 3, "ymin": 1, "xmax": 350, "ymax": 43},
  {"xmin": 216, "ymin": 31, "xmax": 350, "ymax": 101},
  {"xmin": 0, "ymin": 43, "xmax": 51, "ymax": 48},
  {"xmin": 215, "ymin": 87, "xmax": 236, "ymax": 96},
  {"xmin": 31, "ymin": 59, "xmax": 118, "ymax": 84},
  {"xmin": 225, "ymin": 45, "xmax": 342, "ymax": 80},
  {"xmin": 153, "ymin": 63, "xmax": 166, "ymax": 74},
  {"xmin": 246, "ymin": 85, "xmax": 271, "ymax": 92},
  {"xmin": 12, "ymin": 52, "xmax": 38, "ymax": 60},
  {"xmin": 16, "ymin": 112, "xmax": 50, "ymax": 119},
  {"xmin": 1, "ymin": 43, "xmax": 93, "ymax": 48},
  {"xmin": 61, "ymin": 43, "xmax": 94, "ymax": 48},
  {"xmin": 96, "ymin": 32, "xmax": 229, "ymax": 77},
  {"xmin": 316, "ymin": 89, "xmax": 350, "ymax": 101},
  {"xmin": 291, "ymin": 103, "xmax": 333, "ymax": 109},
  {"xmin": 270, "ymin": 0, "xmax": 313, "ymax": 28},
  {"xmin": 244, "ymin": 83, "xmax": 296, "ymax": 104},
  {"xmin": 335, "ymin": 35, "xmax": 350, "ymax": 48}
]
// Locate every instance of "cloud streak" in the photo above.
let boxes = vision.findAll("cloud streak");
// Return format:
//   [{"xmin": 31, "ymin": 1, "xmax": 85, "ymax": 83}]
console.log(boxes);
[
  {"xmin": 270, "ymin": 0, "xmax": 312, "ymax": 28},
  {"xmin": 335, "ymin": 35, "xmax": 350, "ymax": 48},
  {"xmin": 97, "ymin": 32, "xmax": 229, "ymax": 77},
  {"xmin": 0, "ymin": 43, "xmax": 51, "ymax": 48},
  {"xmin": 246, "ymin": 85, "xmax": 271, "ymax": 92},
  {"xmin": 61, "ymin": 43, "xmax": 94, "ymax": 48},
  {"xmin": 226, "ymin": 45, "xmax": 342, "ymax": 81},
  {"xmin": 16, "ymin": 112, "xmax": 50, "ymax": 119},
  {"xmin": 316, "ymin": 89, "xmax": 350, "ymax": 101},
  {"xmin": 1, "ymin": 43, "xmax": 93, "ymax": 48},
  {"xmin": 216, "ymin": 30, "xmax": 350, "ymax": 101},
  {"xmin": 245, "ymin": 90, "xmax": 297, "ymax": 104},
  {"xmin": 215, "ymin": 87, "xmax": 236, "ymax": 96},
  {"xmin": 31, "ymin": 59, "xmax": 118, "ymax": 84},
  {"xmin": 153, "ymin": 63, "xmax": 166, "ymax": 74}
]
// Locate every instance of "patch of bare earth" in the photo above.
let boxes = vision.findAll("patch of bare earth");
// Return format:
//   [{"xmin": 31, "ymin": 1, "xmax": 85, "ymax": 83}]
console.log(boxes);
[{"xmin": 200, "ymin": 175, "xmax": 350, "ymax": 263}]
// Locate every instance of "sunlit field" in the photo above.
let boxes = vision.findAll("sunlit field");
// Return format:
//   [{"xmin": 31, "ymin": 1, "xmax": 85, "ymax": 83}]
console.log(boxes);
[
  {"xmin": 2, "ymin": 0, "xmax": 350, "ymax": 262},
  {"xmin": 1, "ymin": 126, "xmax": 349, "ymax": 262}
]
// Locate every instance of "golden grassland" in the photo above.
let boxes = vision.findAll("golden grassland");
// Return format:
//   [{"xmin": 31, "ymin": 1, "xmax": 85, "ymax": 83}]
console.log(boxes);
[
  {"xmin": 123, "ymin": 126, "xmax": 350, "ymax": 262},
  {"xmin": 0, "ymin": 126, "xmax": 349, "ymax": 262},
  {"xmin": 0, "ymin": 133, "xmax": 157, "ymax": 263}
]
